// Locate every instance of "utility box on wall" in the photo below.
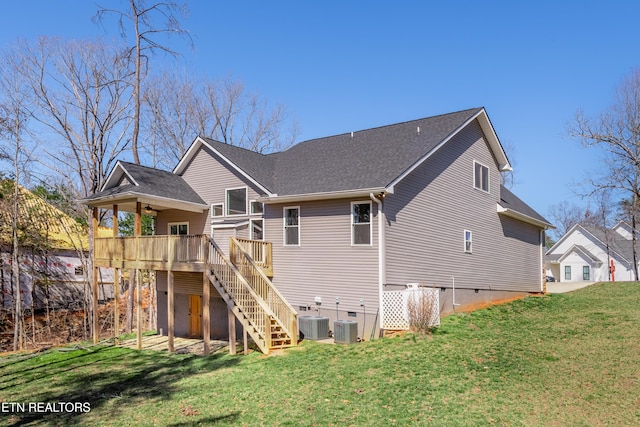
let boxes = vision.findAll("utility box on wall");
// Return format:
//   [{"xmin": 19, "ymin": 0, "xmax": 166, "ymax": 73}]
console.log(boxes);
[
  {"xmin": 299, "ymin": 316, "xmax": 330, "ymax": 340},
  {"xmin": 334, "ymin": 320, "xmax": 358, "ymax": 344}
]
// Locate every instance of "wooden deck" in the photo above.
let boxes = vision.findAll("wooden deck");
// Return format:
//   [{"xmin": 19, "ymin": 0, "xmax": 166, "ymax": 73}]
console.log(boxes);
[{"xmin": 118, "ymin": 335, "xmax": 230, "ymax": 355}]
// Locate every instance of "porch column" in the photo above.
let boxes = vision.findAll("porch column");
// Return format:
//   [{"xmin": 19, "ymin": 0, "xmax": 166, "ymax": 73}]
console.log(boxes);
[
  {"xmin": 168, "ymin": 270, "xmax": 175, "ymax": 352},
  {"xmin": 135, "ymin": 202, "xmax": 142, "ymax": 350},
  {"xmin": 203, "ymin": 272, "xmax": 210, "ymax": 355},
  {"xmin": 92, "ymin": 207, "xmax": 99, "ymax": 345},
  {"xmin": 112, "ymin": 205, "xmax": 120, "ymax": 345},
  {"xmin": 228, "ymin": 307, "xmax": 236, "ymax": 355}
]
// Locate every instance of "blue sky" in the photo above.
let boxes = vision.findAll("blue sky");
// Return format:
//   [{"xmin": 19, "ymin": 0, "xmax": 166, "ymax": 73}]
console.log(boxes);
[{"xmin": 1, "ymin": 1, "xmax": 639, "ymax": 220}]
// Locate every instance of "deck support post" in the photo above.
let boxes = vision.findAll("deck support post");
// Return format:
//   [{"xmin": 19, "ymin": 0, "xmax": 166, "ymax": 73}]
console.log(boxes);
[
  {"xmin": 112, "ymin": 205, "xmax": 119, "ymax": 346},
  {"xmin": 203, "ymin": 272, "xmax": 210, "ymax": 355},
  {"xmin": 136, "ymin": 268, "xmax": 142, "ymax": 350},
  {"xmin": 168, "ymin": 270, "xmax": 175, "ymax": 352},
  {"xmin": 92, "ymin": 207, "xmax": 99, "ymax": 345},
  {"xmin": 228, "ymin": 307, "xmax": 236, "ymax": 355},
  {"xmin": 135, "ymin": 202, "xmax": 142, "ymax": 350},
  {"xmin": 243, "ymin": 327, "xmax": 248, "ymax": 355}
]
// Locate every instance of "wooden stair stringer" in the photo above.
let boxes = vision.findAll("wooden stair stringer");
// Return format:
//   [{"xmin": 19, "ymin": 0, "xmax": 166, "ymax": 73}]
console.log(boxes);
[{"xmin": 206, "ymin": 270, "xmax": 270, "ymax": 354}]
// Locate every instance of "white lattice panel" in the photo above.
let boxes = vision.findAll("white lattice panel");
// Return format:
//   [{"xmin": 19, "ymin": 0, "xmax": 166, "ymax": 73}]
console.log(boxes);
[
  {"xmin": 382, "ymin": 288, "xmax": 440, "ymax": 330},
  {"xmin": 382, "ymin": 291, "xmax": 409, "ymax": 329}
]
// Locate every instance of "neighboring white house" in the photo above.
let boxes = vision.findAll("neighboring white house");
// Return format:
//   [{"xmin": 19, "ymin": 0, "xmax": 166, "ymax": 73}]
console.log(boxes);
[{"xmin": 546, "ymin": 221, "xmax": 637, "ymax": 282}]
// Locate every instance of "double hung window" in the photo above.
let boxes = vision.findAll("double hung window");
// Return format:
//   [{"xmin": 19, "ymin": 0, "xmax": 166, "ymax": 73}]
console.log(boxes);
[
  {"xmin": 352, "ymin": 202, "xmax": 372, "ymax": 245},
  {"xmin": 284, "ymin": 207, "xmax": 299, "ymax": 245}
]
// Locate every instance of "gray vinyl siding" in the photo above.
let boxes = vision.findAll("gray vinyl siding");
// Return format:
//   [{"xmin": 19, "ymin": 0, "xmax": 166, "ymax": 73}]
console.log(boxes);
[
  {"xmin": 157, "ymin": 145, "xmax": 264, "ymax": 239},
  {"xmin": 265, "ymin": 199, "xmax": 380, "ymax": 313},
  {"xmin": 385, "ymin": 119, "xmax": 542, "ymax": 292}
]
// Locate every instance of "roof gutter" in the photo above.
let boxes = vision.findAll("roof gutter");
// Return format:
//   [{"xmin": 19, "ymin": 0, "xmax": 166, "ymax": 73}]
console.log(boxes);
[
  {"xmin": 497, "ymin": 205, "xmax": 555, "ymax": 230},
  {"xmin": 257, "ymin": 187, "xmax": 391, "ymax": 204}
]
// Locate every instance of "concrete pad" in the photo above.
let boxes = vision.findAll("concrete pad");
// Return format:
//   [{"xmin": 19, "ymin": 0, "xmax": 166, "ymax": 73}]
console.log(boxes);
[{"xmin": 546, "ymin": 281, "xmax": 598, "ymax": 294}]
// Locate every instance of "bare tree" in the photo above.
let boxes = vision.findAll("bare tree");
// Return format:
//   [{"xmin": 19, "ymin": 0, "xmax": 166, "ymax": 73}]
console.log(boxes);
[
  {"xmin": 547, "ymin": 201, "xmax": 588, "ymax": 240},
  {"xmin": 95, "ymin": 0, "xmax": 191, "ymax": 165},
  {"xmin": 0, "ymin": 51, "xmax": 34, "ymax": 350},
  {"xmin": 12, "ymin": 37, "xmax": 133, "ymax": 339},
  {"xmin": 569, "ymin": 68, "xmax": 640, "ymax": 280},
  {"xmin": 144, "ymin": 72, "xmax": 299, "ymax": 169}
]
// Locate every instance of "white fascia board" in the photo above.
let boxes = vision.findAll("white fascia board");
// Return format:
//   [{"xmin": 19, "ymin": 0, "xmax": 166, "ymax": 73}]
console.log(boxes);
[
  {"xmin": 476, "ymin": 109, "xmax": 512, "ymax": 172},
  {"xmin": 546, "ymin": 223, "xmax": 582, "ymax": 255},
  {"xmin": 173, "ymin": 136, "xmax": 274, "ymax": 196},
  {"xmin": 211, "ymin": 220, "xmax": 249, "ymax": 230},
  {"xmin": 557, "ymin": 245, "xmax": 601, "ymax": 264},
  {"xmin": 257, "ymin": 187, "xmax": 390, "ymax": 204},
  {"xmin": 497, "ymin": 205, "xmax": 554, "ymax": 230},
  {"xmin": 81, "ymin": 191, "xmax": 207, "ymax": 213},
  {"xmin": 386, "ymin": 108, "xmax": 511, "ymax": 192},
  {"xmin": 101, "ymin": 161, "xmax": 139, "ymax": 192}
]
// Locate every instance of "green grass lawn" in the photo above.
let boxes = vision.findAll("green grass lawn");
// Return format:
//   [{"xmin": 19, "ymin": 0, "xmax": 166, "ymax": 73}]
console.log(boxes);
[{"xmin": 1, "ymin": 282, "xmax": 639, "ymax": 426}]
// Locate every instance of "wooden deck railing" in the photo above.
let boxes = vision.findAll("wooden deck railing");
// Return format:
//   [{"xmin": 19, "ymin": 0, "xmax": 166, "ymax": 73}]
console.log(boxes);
[
  {"xmin": 229, "ymin": 237, "xmax": 297, "ymax": 344},
  {"xmin": 233, "ymin": 238, "xmax": 273, "ymax": 276},
  {"xmin": 207, "ymin": 238, "xmax": 272, "ymax": 353},
  {"xmin": 94, "ymin": 235, "xmax": 208, "ymax": 269}
]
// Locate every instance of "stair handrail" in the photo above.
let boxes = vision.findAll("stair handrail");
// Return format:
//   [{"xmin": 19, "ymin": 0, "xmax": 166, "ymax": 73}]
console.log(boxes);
[
  {"xmin": 207, "ymin": 237, "xmax": 278, "ymax": 352},
  {"xmin": 229, "ymin": 237, "xmax": 298, "ymax": 342}
]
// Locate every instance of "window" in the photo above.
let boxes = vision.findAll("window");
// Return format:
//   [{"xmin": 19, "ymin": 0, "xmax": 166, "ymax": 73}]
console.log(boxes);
[
  {"xmin": 583, "ymin": 266, "xmax": 590, "ymax": 281},
  {"xmin": 74, "ymin": 266, "xmax": 84, "ymax": 276},
  {"xmin": 169, "ymin": 222, "xmax": 189, "ymax": 235},
  {"xmin": 474, "ymin": 161, "xmax": 489, "ymax": 192},
  {"xmin": 250, "ymin": 200, "xmax": 263, "ymax": 215},
  {"xmin": 284, "ymin": 207, "xmax": 299, "ymax": 246},
  {"xmin": 565, "ymin": 265, "xmax": 571, "ymax": 280},
  {"xmin": 251, "ymin": 219, "xmax": 264, "ymax": 241},
  {"xmin": 464, "ymin": 230, "xmax": 472, "ymax": 253},
  {"xmin": 352, "ymin": 202, "xmax": 372, "ymax": 245},
  {"xmin": 226, "ymin": 187, "xmax": 247, "ymax": 215},
  {"xmin": 211, "ymin": 203, "xmax": 223, "ymax": 218}
]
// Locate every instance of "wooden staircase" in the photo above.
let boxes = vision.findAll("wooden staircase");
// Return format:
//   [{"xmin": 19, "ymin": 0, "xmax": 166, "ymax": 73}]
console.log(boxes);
[{"xmin": 206, "ymin": 237, "xmax": 298, "ymax": 354}]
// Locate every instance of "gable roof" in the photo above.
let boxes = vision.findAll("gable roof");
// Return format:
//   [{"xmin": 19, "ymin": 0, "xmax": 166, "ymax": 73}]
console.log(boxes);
[
  {"xmin": 175, "ymin": 107, "xmax": 511, "ymax": 200},
  {"xmin": 82, "ymin": 161, "xmax": 207, "ymax": 212},
  {"xmin": 558, "ymin": 244, "xmax": 603, "ymax": 264},
  {"xmin": 547, "ymin": 223, "xmax": 634, "ymax": 266}
]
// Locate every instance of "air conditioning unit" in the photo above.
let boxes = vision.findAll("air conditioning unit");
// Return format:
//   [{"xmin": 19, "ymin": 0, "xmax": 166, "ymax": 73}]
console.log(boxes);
[
  {"xmin": 299, "ymin": 316, "xmax": 330, "ymax": 340},
  {"xmin": 334, "ymin": 320, "xmax": 358, "ymax": 344}
]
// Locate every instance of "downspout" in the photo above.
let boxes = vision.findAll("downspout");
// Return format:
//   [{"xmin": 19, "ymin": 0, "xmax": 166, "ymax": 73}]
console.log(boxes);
[
  {"xmin": 370, "ymin": 193, "xmax": 385, "ymax": 335},
  {"xmin": 540, "ymin": 229, "xmax": 545, "ymax": 293}
]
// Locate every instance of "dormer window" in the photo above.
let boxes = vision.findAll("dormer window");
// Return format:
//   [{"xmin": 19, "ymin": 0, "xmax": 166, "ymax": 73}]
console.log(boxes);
[{"xmin": 474, "ymin": 161, "xmax": 489, "ymax": 192}]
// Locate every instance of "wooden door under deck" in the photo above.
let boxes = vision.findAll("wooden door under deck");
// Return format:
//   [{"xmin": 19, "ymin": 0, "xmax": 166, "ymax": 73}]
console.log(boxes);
[{"xmin": 188, "ymin": 294, "xmax": 202, "ymax": 338}]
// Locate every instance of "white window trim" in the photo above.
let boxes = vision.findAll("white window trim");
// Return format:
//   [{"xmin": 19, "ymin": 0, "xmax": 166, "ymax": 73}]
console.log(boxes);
[
  {"xmin": 473, "ymin": 160, "xmax": 490, "ymax": 193},
  {"xmin": 283, "ymin": 206, "xmax": 300, "ymax": 246},
  {"xmin": 226, "ymin": 186, "xmax": 248, "ymax": 216},
  {"xmin": 168, "ymin": 221, "xmax": 189, "ymax": 235},
  {"xmin": 351, "ymin": 201, "xmax": 373, "ymax": 246},
  {"xmin": 464, "ymin": 229, "xmax": 472, "ymax": 253},
  {"xmin": 250, "ymin": 200, "xmax": 264, "ymax": 215},
  {"xmin": 211, "ymin": 203, "xmax": 224, "ymax": 218},
  {"xmin": 250, "ymin": 218, "xmax": 264, "ymax": 241}
]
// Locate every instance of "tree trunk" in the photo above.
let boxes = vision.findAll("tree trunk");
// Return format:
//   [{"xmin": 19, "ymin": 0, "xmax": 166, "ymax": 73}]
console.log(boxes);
[{"xmin": 632, "ymin": 196, "xmax": 639, "ymax": 281}]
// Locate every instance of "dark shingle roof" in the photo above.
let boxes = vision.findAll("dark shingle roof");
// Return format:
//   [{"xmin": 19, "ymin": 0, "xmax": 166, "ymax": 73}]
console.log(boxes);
[
  {"xmin": 86, "ymin": 161, "xmax": 205, "ymax": 205},
  {"xmin": 198, "ymin": 108, "xmax": 484, "ymax": 196},
  {"xmin": 582, "ymin": 225, "xmax": 635, "ymax": 263},
  {"xmin": 271, "ymin": 108, "xmax": 483, "ymax": 195},
  {"xmin": 198, "ymin": 138, "xmax": 276, "ymax": 192},
  {"xmin": 499, "ymin": 185, "xmax": 552, "ymax": 225}
]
